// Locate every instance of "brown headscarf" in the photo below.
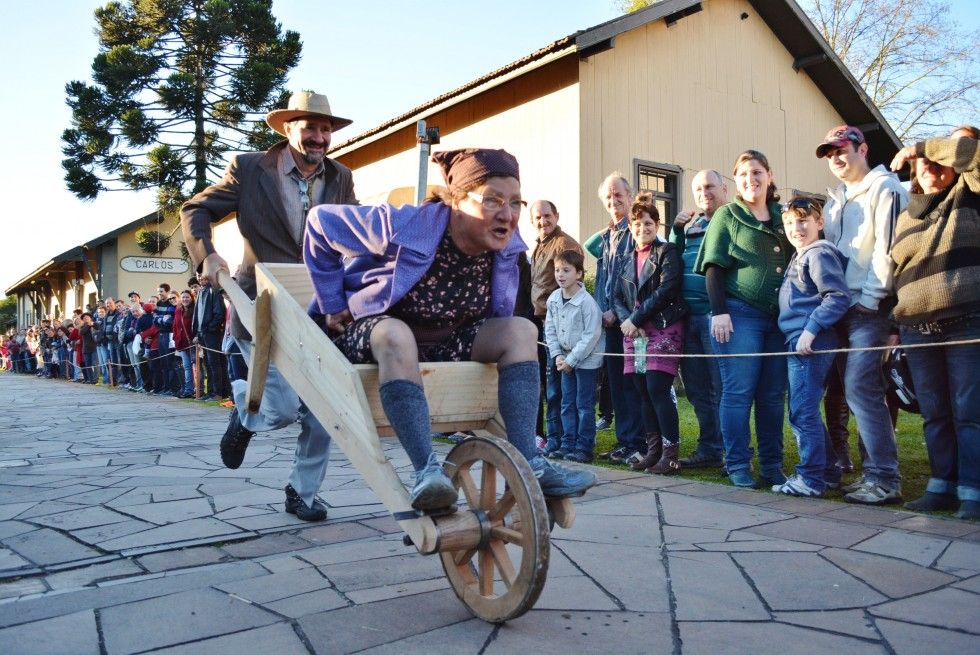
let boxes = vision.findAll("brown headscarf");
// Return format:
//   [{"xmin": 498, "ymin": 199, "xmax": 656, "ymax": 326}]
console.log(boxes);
[{"xmin": 431, "ymin": 148, "xmax": 520, "ymax": 193}]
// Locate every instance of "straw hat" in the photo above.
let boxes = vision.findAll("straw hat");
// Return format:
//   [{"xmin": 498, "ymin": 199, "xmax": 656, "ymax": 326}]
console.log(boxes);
[{"xmin": 265, "ymin": 91, "xmax": 353, "ymax": 136}]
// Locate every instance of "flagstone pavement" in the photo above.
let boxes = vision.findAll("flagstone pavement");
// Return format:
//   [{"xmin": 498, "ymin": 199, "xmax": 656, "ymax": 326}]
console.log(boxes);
[{"xmin": 0, "ymin": 373, "xmax": 978, "ymax": 654}]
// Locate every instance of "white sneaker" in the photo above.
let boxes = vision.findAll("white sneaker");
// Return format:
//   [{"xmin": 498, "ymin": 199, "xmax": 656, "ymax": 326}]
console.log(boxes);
[{"xmin": 772, "ymin": 474, "xmax": 822, "ymax": 497}]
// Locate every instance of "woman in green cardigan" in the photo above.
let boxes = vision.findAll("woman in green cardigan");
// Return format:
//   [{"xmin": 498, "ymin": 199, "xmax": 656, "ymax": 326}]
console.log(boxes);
[{"xmin": 694, "ymin": 149, "xmax": 793, "ymax": 488}]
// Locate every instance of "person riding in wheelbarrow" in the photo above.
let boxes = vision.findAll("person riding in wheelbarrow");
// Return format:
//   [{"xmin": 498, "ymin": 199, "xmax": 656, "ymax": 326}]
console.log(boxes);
[{"xmin": 304, "ymin": 148, "xmax": 597, "ymax": 512}]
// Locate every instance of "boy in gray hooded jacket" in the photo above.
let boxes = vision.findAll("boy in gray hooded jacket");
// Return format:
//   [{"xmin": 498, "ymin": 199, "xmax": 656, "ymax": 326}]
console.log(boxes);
[{"xmin": 776, "ymin": 198, "xmax": 850, "ymax": 497}]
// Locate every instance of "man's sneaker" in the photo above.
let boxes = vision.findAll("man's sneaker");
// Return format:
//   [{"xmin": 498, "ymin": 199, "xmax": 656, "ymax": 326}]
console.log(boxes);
[
  {"xmin": 220, "ymin": 409, "xmax": 255, "ymax": 469},
  {"xmin": 410, "ymin": 453, "xmax": 458, "ymax": 512},
  {"xmin": 530, "ymin": 455, "xmax": 597, "ymax": 497},
  {"xmin": 680, "ymin": 449, "xmax": 724, "ymax": 468},
  {"xmin": 905, "ymin": 492, "xmax": 959, "ymax": 512},
  {"xmin": 595, "ymin": 417, "xmax": 612, "ymax": 431},
  {"xmin": 564, "ymin": 450, "xmax": 594, "ymax": 464},
  {"xmin": 955, "ymin": 500, "xmax": 979, "ymax": 521},
  {"xmin": 284, "ymin": 484, "xmax": 327, "ymax": 521},
  {"xmin": 729, "ymin": 469, "xmax": 755, "ymax": 488},
  {"xmin": 772, "ymin": 475, "xmax": 822, "ymax": 497},
  {"xmin": 844, "ymin": 480, "xmax": 903, "ymax": 505},
  {"xmin": 547, "ymin": 447, "xmax": 570, "ymax": 460},
  {"xmin": 599, "ymin": 444, "xmax": 628, "ymax": 461},
  {"xmin": 841, "ymin": 476, "xmax": 867, "ymax": 494},
  {"xmin": 609, "ymin": 448, "xmax": 639, "ymax": 465},
  {"xmin": 755, "ymin": 470, "xmax": 787, "ymax": 490}
]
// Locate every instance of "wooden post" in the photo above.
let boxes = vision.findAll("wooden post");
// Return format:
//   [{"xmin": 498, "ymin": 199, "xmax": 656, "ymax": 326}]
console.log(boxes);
[
  {"xmin": 244, "ymin": 290, "xmax": 272, "ymax": 414},
  {"xmin": 194, "ymin": 344, "xmax": 202, "ymax": 399}
]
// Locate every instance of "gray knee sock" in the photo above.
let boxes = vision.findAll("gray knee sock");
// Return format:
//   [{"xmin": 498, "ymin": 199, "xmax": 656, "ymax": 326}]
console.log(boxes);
[
  {"xmin": 498, "ymin": 361, "xmax": 539, "ymax": 460},
  {"xmin": 379, "ymin": 379, "xmax": 433, "ymax": 472}
]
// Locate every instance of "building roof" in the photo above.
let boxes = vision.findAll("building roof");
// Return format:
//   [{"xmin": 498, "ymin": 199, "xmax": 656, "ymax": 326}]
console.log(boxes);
[
  {"xmin": 330, "ymin": 0, "xmax": 902, "ymax": 163},
  {"xmin": 4, "ymin": 211, "xmax": 160, "ymax": 295}
]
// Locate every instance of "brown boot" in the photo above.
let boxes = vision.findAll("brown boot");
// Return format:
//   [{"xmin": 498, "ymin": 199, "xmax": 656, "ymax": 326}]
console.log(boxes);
[
  {"xmin": 647, "ymin": 440, "xmax": 681, "ymax": 475},
  {"xmin": 628, "ymin": 433, "xmax": 662, "ymax": 471}
]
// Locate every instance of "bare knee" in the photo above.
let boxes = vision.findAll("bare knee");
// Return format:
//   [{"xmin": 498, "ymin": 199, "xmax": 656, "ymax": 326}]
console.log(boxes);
[
  {"xmin": 474, "ymin": 317, "xmax": 538, "ymax": 366},
  {"xmin": 370, "ymin": 319, "xmax": 420, "ymax": 382}
]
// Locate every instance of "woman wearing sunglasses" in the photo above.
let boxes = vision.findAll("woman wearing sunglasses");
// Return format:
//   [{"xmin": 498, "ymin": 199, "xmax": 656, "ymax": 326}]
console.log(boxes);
[
  {"xmin": 694, "ymin": 149, "xmax": 793, "ymax": 488},
  {"xmin": 890, "ymin": 129, "xmax": 980, "ymax": 520}
]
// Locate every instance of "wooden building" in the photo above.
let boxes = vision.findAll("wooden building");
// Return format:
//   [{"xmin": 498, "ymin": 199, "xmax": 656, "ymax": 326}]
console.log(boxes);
[
  {"xmin": 4, "ymin": 215, "xmax": 193, "ymax": 328},
  {"xmin": 331, "ymin": 0, "xmax": 902, "ymax": 248}
]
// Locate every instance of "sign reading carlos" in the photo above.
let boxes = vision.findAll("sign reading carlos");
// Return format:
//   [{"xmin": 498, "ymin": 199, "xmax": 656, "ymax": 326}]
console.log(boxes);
[{"xmin": 120, "ymin": 256, "xmax": 189, "ymax": 274}]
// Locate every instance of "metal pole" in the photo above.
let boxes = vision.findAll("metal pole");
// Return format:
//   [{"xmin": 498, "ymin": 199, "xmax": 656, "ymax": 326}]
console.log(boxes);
[{"xmin": 416, "ymin": 120, "xmax": 430, "ymax": 205}]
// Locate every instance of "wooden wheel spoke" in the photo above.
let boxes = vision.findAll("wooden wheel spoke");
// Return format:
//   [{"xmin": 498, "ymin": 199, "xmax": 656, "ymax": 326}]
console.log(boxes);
[
  {"xmin": 453, "ymin": 547, "xmax": 476, "ymax": 567},
  {"xmin": 456, "ymin": 468, "xmax": 480, "ymax": 508},
  {"xmin": 438, "ymin": 435, "xmax": 551, "ymax": 622},
  {"xmin": 480, "ymin": 462, "xmax": 497, "ymax": 510},
  {"xmin": 488, "ymin": 488, "xmax": 516, "ymax": 522},
  {"xmin": 490, "ymin": 541, "xmax": 517, "ymax": 588},
  {"xmin": 479, "ymin": 549, "xmax": 494, "ymax": 596},
  {"xmin": 489, "ymin": 525, "xmax": 524, "ymax": 546}
]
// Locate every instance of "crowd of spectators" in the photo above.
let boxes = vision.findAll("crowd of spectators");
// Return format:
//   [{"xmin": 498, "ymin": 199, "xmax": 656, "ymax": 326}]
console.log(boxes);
[
  {"xmin": 3, "ymin": 124, "xmax": 976, "ymax": 521},
  {"xmin": 1, "ymin": 273, "xmax": 234, "ymax": 403}
]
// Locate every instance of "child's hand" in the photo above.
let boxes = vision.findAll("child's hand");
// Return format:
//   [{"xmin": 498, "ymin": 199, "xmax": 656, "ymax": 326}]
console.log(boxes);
[
  {"xmin": 621, "ymin": 319, "xmax": 639, "ymax": 337},
  {"xmin": 555, "ymin": 355, "xmax": 572, "ymax": 373},
  {"xmin": 796, "ymin": 330, "xmax": 817, "ymax": 355}
]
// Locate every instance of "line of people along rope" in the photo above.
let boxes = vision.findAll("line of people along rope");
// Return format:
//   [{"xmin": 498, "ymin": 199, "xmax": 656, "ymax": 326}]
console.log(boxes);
[
  {"xmin": 534, "ymin": 337, "xmax": 980, "ymax": 359},
  {"xmin": 45, "ymin": 334, "xmax": 980, "ymax": 376}
]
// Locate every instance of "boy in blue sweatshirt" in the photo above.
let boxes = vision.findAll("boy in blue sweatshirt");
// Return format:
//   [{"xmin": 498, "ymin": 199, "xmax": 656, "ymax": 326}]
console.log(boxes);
[{"xmin": 776, "ymin": 198, "xmax": 850, "ymax": 497}]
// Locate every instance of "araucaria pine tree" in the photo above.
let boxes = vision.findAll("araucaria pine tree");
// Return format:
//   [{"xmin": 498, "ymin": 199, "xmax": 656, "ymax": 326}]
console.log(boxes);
[{"xmin": 62, "ymin": 0, "xmax": 302, "ymax": 218}]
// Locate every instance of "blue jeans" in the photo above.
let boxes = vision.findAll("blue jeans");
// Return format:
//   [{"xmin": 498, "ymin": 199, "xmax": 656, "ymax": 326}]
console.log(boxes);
[
  {"xmin": 901, "ymin": 318, "xmax": 980, "ymax": 502},
  {"xmin": 712, "ymin": 298, "xmax": 787, "ymax": 476},
  {"xmin": 96, "ymin": 344, "xmax": 110, "ymax": 382},
  {"xmin": 560, "ymin": 366, "xmax": 599, "ymax": 454},
  {"xmin": 82, "ymin": 351, "xmax": 96, "ymax": 382},
  {"xmin": 787, "ymin": 331, "xmax": 841, "ymax": 491},
  {"xmin": 836, "ymin": 306, "xmax": 899, "ymax": 487},
  {"xmin": 544, "ymin": 351, "xmax": 563, "ymax": 448},
  {"xmin": 604, "ymin": 326, "xmax": 644, "ymax": 451},
  {"xmin": 178, "ymin": 348, "xmax": 195, "ymax": 395},
  {"xmin": 681, "ymin": 312, "xmax": 722, "ymax": 456},
  {"xmin": 157, "ymin": 334, "xmax": 175, "ymax": 391}
]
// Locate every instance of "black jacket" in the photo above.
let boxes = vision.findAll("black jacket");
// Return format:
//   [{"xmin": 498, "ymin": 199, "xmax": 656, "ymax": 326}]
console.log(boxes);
[
  {"xmin": 613, "ymin": 240, "xmax": 688, "ymax": 328},
  {"xmin": 191, "ymin": 285, "xmax": 226, "ymax": 335}
]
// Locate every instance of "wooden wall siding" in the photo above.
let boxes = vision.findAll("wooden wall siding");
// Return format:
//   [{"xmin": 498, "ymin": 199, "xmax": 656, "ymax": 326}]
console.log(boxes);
[
  {"xmin": 578, "ymin": 0, "xmax": 844, "ymax": 241},
  {"xmin": 335, "ymin": 57, "xmax": 578, "ymax": 173},
  {"xmin": 344, "ymin": 82, "xmax": 583, "ymax": 249}
]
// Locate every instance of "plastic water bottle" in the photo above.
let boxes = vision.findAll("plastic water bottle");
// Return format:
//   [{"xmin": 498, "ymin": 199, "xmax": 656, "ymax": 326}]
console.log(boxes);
[{"xmin": 633, "ymin": 336, "xmax": 648, "ymax": 374}]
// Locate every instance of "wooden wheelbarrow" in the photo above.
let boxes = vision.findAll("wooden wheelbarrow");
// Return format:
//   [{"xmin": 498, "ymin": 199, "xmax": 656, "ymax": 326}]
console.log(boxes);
[{"xmin": 218, "ymin": 263, "xmax": 578, "ymax": 623}]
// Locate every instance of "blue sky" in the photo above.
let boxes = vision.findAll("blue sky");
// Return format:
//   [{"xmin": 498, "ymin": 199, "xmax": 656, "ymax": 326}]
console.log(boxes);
[{"xmin": 1, "ymin": 0, "xmax": 976, "ymax": 294}]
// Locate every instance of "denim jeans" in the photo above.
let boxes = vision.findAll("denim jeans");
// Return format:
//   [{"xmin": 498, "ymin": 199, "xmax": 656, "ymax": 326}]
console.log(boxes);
[
  {"xmin": 836, "ymin": 306, "xmax": 899, "ymax": 487},
  {"xmin": 177, "ymin": 349, "xmax": 195, "ymax": 395},
  {"xmin": 544, "ymin": 357, "xmax": 564, "ymax": 449},
  {"xmin": 560, "ymin": 366, "xmax": 599, "ymax": 454},
  {"xmin": 680, "ymin": 312, "xmax": 722, "ymax": 456},
  {"xmin": 125, "ymin": 344, "xmax": 143, "ymax": 389},
  {"xmin": 787, "ymin": 331, "xmax": 841, "ymax": 491},
  {"xmin": 901, "ymin": 318, "xmax": 980, "ymax": 502},
  {"xmin": 82, "ymin": 351, "xmax": 96, "ymax": 382},
  {"xmin": 96, "ymin": 344, "xmax": 110, "ymax": 383},
  {"xmin": 712, "ymin": 298, "xmax": 787, "ymax": 476},
  {"xmin": 604, "ymin": 326, "xmax": 644, "ymax": 451},
  {"xmin": 157, "ymin": 333, "xmax": 175, "ymax": 391}
]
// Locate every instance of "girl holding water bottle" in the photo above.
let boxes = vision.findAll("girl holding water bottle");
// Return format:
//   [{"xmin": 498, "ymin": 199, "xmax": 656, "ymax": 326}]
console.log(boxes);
[{"xmin": 613, "ymin": 192, "xmax": 689, "ymax": 474}]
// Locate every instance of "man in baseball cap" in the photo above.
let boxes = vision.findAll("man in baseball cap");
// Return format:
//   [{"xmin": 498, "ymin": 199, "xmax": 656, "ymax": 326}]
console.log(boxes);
[{"xmin": 817, "ymin": 123, "xmax": 908, "ymax": 506}]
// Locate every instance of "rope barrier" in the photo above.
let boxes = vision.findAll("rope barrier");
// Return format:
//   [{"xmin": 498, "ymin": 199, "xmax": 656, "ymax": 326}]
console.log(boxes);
[
  {"xmin": 538, "ymin": 337, "xmax": 980, "ymax": 359},
  {"xmin": 14, "ymin": 330, "xmax": 980, "ymax": 377}
]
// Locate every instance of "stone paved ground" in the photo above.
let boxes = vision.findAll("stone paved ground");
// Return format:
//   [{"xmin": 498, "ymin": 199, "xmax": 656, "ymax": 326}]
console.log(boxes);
[{"xmin": 1, "ymin": 373, "xmax": 978, "ymax": 654}]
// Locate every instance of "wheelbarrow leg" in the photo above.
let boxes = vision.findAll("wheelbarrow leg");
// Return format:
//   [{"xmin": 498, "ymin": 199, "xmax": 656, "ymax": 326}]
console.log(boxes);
[{"xmin": 245, "ymin": 289, "xmax": 272, "ymax": 414}]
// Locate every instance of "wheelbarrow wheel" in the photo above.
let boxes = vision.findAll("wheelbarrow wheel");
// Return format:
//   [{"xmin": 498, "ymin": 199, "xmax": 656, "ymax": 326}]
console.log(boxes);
[{"xmin": 439, "ymin": 435, "xmax": 550, "ymax": 623}]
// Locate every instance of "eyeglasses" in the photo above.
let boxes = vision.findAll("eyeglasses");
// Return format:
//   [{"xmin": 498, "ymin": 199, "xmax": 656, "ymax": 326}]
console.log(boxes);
[
  {"xmin": 781, "ymin": 197, "xmax": 822, "ymax": 214},
  {"xmin": 467, "ymin": 191, "xmax": 527, "ymax": 214}
]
